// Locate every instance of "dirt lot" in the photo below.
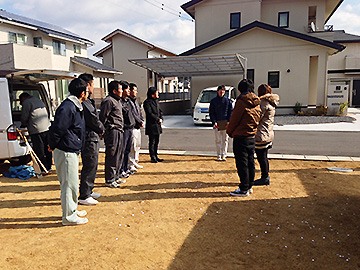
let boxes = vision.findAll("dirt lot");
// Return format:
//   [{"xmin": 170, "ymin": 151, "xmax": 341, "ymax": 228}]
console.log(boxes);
[{"xmin": 0, "ymin": 154, "xmax": 359, "ymax": 269}]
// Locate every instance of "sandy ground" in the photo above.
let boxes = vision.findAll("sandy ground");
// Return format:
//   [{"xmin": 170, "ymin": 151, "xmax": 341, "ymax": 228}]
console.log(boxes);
[{"xmin": 0, "ymin": 154, "xmax": 359, "ymax": 269}]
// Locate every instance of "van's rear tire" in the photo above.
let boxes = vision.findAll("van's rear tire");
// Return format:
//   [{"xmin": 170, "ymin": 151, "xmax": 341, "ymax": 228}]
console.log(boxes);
[{"xmin": 9, "ymin": 155, "xmax": 31, "ymax": 166}]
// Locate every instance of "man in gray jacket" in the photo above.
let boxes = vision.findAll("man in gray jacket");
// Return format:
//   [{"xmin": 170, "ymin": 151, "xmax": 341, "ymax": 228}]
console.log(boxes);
[
  {"xmin": 78, "ymin": 74, "xmax": 105, "ymax": 205},
  {"xmin": 99, "ymin": 80, "xmax": 125, "ymax": 188},
  {"xmin": 20, "ymin": 93, "xmax": 52, "ymax": 172}
]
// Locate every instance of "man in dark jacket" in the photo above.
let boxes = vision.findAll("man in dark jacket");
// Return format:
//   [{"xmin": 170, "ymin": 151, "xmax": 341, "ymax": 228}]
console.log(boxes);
[
  {"xmin": 99, "ymin": 81, "xmax": 124, "ymax": 188},
  {"xmin": 226, "ymin": 79, "xmax": 261, "ymax": 197},
  {"xmin": 209, "ymin": 85, "xmax": 233, "ymax": 161},
  {"xmin": 119, "ymin": 81, "xmax": 136, "ymax": 178},
  {"xmin": 78, "ymin": 74, "xmax": 105, "ymax": 205},
  {"xmin": 143, "ymin": 87, "xmax": 164, "ymax": 163},
  {"xmin": 48, "ymin": 78, "xmax": 88, "ymax": 226},
  {"xmin": 128, "ymin": 83, "xmax": 144, "ymax": 172}
]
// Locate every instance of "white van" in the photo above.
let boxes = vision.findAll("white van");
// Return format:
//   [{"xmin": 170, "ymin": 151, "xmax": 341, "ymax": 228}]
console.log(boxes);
[
  {"xmin": 193, "ymin": 86, "xmax": 238, "ymax": 125},
  {"xmin": 0, "ymin": 69, "xmax": 73, "ymax": 165}
]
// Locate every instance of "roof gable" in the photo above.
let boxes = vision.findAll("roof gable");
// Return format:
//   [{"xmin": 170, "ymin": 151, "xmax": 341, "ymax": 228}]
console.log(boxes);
[
  {"xmin": 180, "ymin": 21, "xmax": 345, "ymax": 56},
  {"xmin": 96, "ymin": 29, "xmax": 176, "ymax": 57}
]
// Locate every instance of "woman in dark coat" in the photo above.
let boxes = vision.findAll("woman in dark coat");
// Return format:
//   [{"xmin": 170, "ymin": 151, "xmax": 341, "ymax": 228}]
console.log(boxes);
[{"xmin": 143, "ymin": 87, "xmax": 164, "ymax": 163}]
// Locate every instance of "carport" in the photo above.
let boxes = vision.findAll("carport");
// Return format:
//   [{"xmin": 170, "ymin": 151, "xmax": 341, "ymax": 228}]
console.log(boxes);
[
  {"xmin": 129, "ymin": 53, "xmax": 247, "ymax": 114},
  {"xmin": 129, "ymin": 53, "xmax": 247, "ymax": 78}
]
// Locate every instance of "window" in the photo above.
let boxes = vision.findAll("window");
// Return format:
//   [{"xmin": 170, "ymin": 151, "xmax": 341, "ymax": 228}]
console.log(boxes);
[
  {"xmin": 9, "ymin": 32, "xmax": 26, "ymax": 45},
  {"xmin": 73, "ymin": 44, "xmax": 81, "ymax": 54},
  {"xmin": 230, "ymin": 12, "xmax": 241, "ymax": 29},
  {"xmin": 268, "ymin": 71, "xmax": 280, "ymax": 88},
  {"xmin": 278, "ymin": 12, "xmax": 289, "ymax": 28},
  {"xmin": 33, "ymin": 37, "xmax": 43, "ymax": 48},
  {"xmin": 247, "ymin": 69, "xmax": 255, "ymax": 83},
  {"xmin": 53, "ymin": 39, "xmax": 66, "ymax": 56}
]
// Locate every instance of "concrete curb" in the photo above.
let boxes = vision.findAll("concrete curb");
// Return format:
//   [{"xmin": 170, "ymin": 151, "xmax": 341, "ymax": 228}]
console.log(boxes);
[{"xmin": 99, "ymin": 148, "xmax": 360, "ymax": 162}]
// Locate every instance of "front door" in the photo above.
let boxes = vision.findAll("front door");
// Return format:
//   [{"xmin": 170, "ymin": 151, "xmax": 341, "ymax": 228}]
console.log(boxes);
[{"xmin": 352, "ymin": 80, "xmax": 360, "ymax": 107}]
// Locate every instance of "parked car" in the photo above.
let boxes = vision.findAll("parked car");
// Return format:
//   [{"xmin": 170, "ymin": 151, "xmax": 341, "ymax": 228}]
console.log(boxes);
[
  {"xmin": 0, "ymin": 69, "xmax": 73, "ymax": 165},
  {"xmin": 193, "ymin": 86, "xmax": 238, "ymax": 125}
]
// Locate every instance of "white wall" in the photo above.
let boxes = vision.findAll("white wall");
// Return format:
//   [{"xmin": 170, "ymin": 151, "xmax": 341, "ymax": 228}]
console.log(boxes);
[
  {"xmin": 195, "ymin": 0, "xmax": 261, "ymax": 45},
  {"xmin": 190, "ymin": 28, "xmax": 331, "ymax": 109}
]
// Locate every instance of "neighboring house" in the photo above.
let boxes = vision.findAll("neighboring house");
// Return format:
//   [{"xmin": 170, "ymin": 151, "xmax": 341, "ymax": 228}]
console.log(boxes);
[
  {"xmin": 179, "ymin": 0, "xmax": 359, "ymax": 113},
  {"xmin": 328, "ymin": 31, "xmax": 360, "ymax": 108},
  {"xmin": 93, "ymin": 29, "xmax": 181, "ymax": 103},
  {"xmin": 0, "ymin": 9, "xmax": 121, "ymax": 107}
]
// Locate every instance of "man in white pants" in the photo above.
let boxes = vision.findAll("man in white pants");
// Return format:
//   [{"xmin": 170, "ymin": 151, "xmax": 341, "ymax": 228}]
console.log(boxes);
[
  {"xmin": 128, "ymin": 83, "xmax": 144, "ymax": 171},
  {"xmin": 209, "ymin": 85, "xmax": 233, "ymax": 161}
]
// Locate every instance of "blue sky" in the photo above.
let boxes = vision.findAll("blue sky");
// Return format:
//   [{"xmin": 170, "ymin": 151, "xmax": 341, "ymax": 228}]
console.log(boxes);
[{"xmin": 0, "ymin": 0, "xmax": 358, "ymax": 58}]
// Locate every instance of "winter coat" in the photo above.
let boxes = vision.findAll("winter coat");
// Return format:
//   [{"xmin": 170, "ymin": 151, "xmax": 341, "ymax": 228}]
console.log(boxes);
[
  {"xmin": 82, "ymin": 97, "xmax": 105, "ymax": 142},
  {"xmin": 121, "ymin": 97, "xmax": 136, "ymax": 130},
  {"xmin": 130, "ymin": 97, "xmax": 144, "ymax": 129},
  {"xmin": 226, "ymin": 92, "xmax": 261, "ymax": 138},
  {"xmin": 48, "ymin": 96, "xmax": 85, "ymax": 154},
  {"xmin": 209, "ymin": 95, "xmax": 233, "ymax": 125},
  {"xmin": 21, "ymin": 96, "xmax": 50, "ymax": 135},
  {"xmin": 99, "ymin": 92, "xmax": 123, "ymax": 133},
  {"xmin": 255, "ymin": 94, "xmax": 280, "ymax": 144},
  {"xmin": 143, "ymin": 97, "xmax": 163, "ymax": 136}
]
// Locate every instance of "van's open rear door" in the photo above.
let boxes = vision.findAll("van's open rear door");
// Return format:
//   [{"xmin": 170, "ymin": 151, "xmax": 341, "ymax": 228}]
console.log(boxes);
[{"xmin": 6, "ymin": 69, "xmax": 74, "ymax": 82}]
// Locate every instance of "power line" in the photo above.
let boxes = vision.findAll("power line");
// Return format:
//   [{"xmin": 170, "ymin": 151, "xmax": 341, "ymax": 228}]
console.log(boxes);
[{"xmin": 143, "ymin": 0, "xmax": 194, "ymax": 22}]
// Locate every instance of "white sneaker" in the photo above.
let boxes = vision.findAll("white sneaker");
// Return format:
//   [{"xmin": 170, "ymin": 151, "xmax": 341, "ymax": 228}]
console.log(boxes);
[
  {"xmin": 91, "ymin": 192, "xmax": 101, "ymax": 199},
  {"xmin": 134, "ymin": 163, "xmax": 143, "ymax": 169},
  {"xmin": 79, "ymin": 197, "xmax": 99, "ymax": 205},
  {"xmin": 129, "ymin": 166, "xmax": 138, "ymax": 172},
  {"xmin": 217, "ymin": 156, "xmax": 222, "ymax": 161},
  {"xmin": 62, "ymin": 217, "xmax": 88, "ymax": 226},
  {"xmin": 221, "ymin": 156, "xmax": 227, "ymax": 161},
  {"xmin": 76, "ymin": 210, "xmax": 87, "ymax": 217}
]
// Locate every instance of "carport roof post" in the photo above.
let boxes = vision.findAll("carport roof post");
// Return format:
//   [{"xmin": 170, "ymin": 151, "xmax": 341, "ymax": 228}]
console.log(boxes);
[{"xmin": 128, "ymin": 53, "xmax": 247, "ymax": 78}]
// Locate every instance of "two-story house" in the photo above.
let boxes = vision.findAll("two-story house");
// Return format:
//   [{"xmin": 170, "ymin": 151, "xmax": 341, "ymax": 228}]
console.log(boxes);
[
  {"xmin": 178, "ymin": 0, "xmax": 359, "ymax": 113},
  {"xmin": 0, "ymin": 9, "xmax": 121, "ymax": 107},
  {"xmin": 93, "ymin": 29, "xmax": 179, "ymax": 103}
]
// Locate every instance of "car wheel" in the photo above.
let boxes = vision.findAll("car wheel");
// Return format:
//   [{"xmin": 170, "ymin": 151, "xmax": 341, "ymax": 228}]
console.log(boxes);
[{"xmin": 9, "ymin": 155, "xmax": 32, "ymax": 166}]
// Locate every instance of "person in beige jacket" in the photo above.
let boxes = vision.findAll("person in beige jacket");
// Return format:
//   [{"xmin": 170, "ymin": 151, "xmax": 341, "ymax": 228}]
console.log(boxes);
[{"xmin": 254, "ymin": 84, "xmax": 279, "ymax": 186}]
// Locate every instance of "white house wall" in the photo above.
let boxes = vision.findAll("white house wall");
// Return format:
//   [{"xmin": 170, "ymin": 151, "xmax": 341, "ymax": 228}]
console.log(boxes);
[
  {"xmin": 190, "ymin": 28, "xmax": 330, "ymax": 109},
  {"xmin": 111, "ymin": 35, "xmax": 149, "ymax": 102},
  {"xmin": 261, "ymin": 0, "xmax": 326, "ymax": 33},
  {"xmin": 195, "ymin": 0, "xmax": 261, "ymax": 45}
]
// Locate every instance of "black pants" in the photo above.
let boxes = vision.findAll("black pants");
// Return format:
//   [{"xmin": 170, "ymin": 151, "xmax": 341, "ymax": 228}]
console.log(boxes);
[
  {"xmin": 148, "ymin": 134, "xmax": 160, "ymax": 159},
  {"xmin": 79, "ymin": 140, "xmax": 100, "ymax": 200},
  {"xmin": 104, "ymin": 129, "xmax": 123, "ymax": 183},
  {"xmin": 31, "ymin": 131, "xmax": 52, "ymax": 171},
  {"xmin": 121, "ymin": 128, "xmax": 133, "ymax": 172},
  {"xmin": 233, "ymin": 137, "xmax": 256, "ymax": 191},
  {"xmin": 255, "ymin": 148, "xmax": 269, "ymax": 179}
]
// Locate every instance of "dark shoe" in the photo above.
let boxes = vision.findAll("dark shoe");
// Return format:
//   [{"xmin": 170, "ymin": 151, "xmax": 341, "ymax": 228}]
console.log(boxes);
[
  {"xmin": 230, "ymin": 188, "xmax": 250, "ymax": 197},
  {"xmin": 151, "ymin": 158, "xmax": 158, "ymax": 163},
  {"xmin": 156, "ymin": 157, "xmax": 164, "ymax": 162},
  {"xmin": 253, "ymin": 177, "xmax": 270, "ymax": 186}
]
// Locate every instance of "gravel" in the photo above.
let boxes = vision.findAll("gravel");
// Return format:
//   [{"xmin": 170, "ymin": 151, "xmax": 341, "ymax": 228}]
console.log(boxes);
[{"xmin": 274, "ymin": 115, "xmax": 355, "ymax": 125}]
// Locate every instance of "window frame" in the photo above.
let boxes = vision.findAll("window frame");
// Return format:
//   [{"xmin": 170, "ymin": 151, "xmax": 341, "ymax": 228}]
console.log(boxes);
[
  {"xmin": 33, "ymin": 37, "xmax": 43, "ymax": 48},
  {"xmin": 247, "ymin": 69, "xmax": 255, "ymax": 83},
  {"xmin": 278, "ymin": 11, "xmax": 289, "ymax": 28},
  {"xmin": 52, "ymin": 39, "xmax": 66, "ymax": 56},
  {"xmin": 9, "ymin": 32, "xmax": 26, "ymax": 45},
  {"xmin": 73, "ymin": 44, "xmax": 81, "ymax": 54},
  {"xmin": 230, "ymin": 12, "xmax": 241, "ymax": 29},
  {"xmin": 268, "ymin": 71, "xmax": 280, "ymax": 88}
]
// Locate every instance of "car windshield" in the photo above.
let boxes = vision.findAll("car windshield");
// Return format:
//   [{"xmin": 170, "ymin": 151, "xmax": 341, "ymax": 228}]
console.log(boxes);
[{"xmin": 198, "ymin": 90, "xmax": 229, "ymax": 103}]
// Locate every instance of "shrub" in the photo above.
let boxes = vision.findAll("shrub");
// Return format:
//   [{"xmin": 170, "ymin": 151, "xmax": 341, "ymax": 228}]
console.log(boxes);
[
  {"xmin": 293, "ymin": 102, "xmax": 302, "ymax": 115},
  {"xmin": 315, "ymin": 104, "xmax": 328, "ymax": 116}
]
